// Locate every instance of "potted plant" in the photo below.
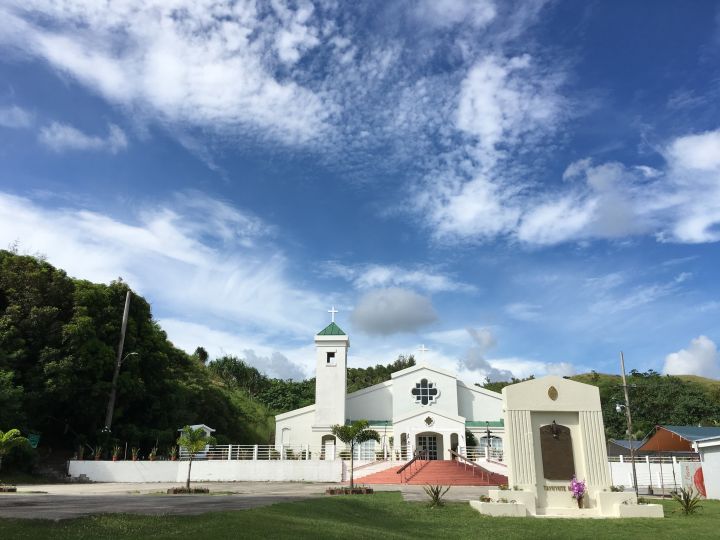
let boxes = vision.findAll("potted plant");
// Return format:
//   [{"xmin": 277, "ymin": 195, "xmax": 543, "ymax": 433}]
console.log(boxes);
[
  {"xmin": 112, "ymin": 445, "xmax": 121, "ymax": 461},
  {"xmin": 131, "ymin": 447, "xmax": 139, "ymax": 461},
  {"xmin": 149, "ymin": 446, "xmax": 158, "ymax": 461},
  {"xmin": 570, "ymin": 475, "xmax": 586, "ymax": 508},
  {"xmin": 169, "ymin": 446, "xmax": 178, "ymax": 461},
  {"xmin": 94, "ymin": 445, "xmax": 103, "ymax": 461}
]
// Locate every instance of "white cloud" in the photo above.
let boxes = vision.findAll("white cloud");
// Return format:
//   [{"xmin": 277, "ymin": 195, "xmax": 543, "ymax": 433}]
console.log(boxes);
[
  {"xmin": 456, "ymin": 54, "xmax": 561, "ymax": 156},
  {"xmin": 350, "ymin": 288, "xmax": 437, "ymax": 335},
  {"xmin": 659, "ymin": 130, "xmax": 720, "ymax": 243},
  {"xmin": 666, "ymin": 130, "xmax": 720, "ymax": 171},
  {"xmin": 414, "ymin": 0, "xmax": 496, "ymax": 29},
  {"xmin": 1, "ymin": 0, "xmax": 331, "ymax": 144},
  {"xmin": 453, "ymin": 326, "xmax": 576, "ymax": 381},
  {"xmin": 325, "ymin": 262, "xmax": 475, "ymax": 293},
  {"xmin": 488, "ymin": 358, "xmax": 576, "ymax": 379},
  {"xmin": 0, "ymin": 190, "xmax": 327, "ymax": 342},
  {"xmin": 663, "ymin": 335, "xmax": 720, "ymax": 378},
  {"xmin": 563, "ymin": 158, "xmax": 592, "ymax": 181},
  {"xmin": 505, "ymin": 302, "xmax": 542, "ymax": 321},
  {"xmin": 457, "ymin": 327, "xmax": 511, "ymax": 380},
  {"xmin": 0, "ymin": 105, "xmax": 33, "ymax": 128},
  {"xmin": 418, "ymin": 53, "xmax": 566, "ymax": 242},
  {"xmin": 39, "ymin": 122, "xmax": 128, "ymax": 153},
  {"xmin": 160, "ymin": 318, "xmax": 311, "ymax": 380}
]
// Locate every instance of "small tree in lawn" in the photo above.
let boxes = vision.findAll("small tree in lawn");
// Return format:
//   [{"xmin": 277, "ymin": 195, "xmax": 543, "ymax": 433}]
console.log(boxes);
[
  {"xmin": 177, "ymin": 426, "xmax": 216, "ymax": 490},
  {"xmin": 331, "ymin": 420, "xmax": 379, "ymax": 489},
  {"xmin": 0, "ymin": 429, "xmax": 30, "ymax": 481}
]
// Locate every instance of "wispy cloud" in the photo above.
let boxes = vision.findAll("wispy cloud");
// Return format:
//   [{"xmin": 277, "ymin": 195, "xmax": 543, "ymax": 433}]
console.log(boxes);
[
  {"xmin": 0, "ymin": 104, "xmax": 33, "ymax": 128},
  {"xmin": 0, "ymin": 190, "xmax": 327, "ymax": 342},
  {"xmin": 325, "ymin": 262, "xmax": 475, "ymax": 293},
  {"xmin": 39, "ymin": 122, "xmax": 128, "ymax": 153},
  {"xmin": 505, "ymin": 302, "xmax": 542, "ymax": 321}
]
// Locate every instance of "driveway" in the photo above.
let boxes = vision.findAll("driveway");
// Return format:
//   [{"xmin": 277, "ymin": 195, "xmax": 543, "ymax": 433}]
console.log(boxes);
[{"xmin": 0, "ymin": 481, "xmax": 487, "ymax": 520}]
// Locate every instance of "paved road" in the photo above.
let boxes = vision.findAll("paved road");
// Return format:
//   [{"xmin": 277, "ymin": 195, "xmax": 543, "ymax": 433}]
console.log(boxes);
[
  {"xmin": 0, "ymin": 481, "xmax": 487, "ymax": 520},
  {"xmin": 0, "ymin": 493, "xmax": 316, "ymax": 520}
]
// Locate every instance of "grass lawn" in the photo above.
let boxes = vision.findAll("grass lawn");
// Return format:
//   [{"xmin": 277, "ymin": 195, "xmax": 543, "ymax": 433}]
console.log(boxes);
[{"xmin": 1, "ymin": 493, "xmax": 718, "ymax": 539}]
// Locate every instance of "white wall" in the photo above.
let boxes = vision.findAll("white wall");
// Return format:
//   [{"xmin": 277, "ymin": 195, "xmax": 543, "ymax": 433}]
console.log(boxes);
[
  {"xmin": 68, "ymin": 459, "xmax": 343, "ymax": 483},
  {"xmin": 346, "ymin": 382, "xmax": 393, "ymax": 421},
  {"xmin": 275, "ymin": 406, "xmax": 315, "ymax": 447},
  {"xmin": 392, "ymin": 365, "xmax": 459, "ymax": 420},
  {"xmin": 456, "ymin": 382, "xmax": 503, "ymax": 421},
  {"xmin": 700, "ymin": 446, "xmax": 720, "ymax": 499},
  {"xmin": 314, "ymin": 335, "xmax": 348, "ymax": 429}
]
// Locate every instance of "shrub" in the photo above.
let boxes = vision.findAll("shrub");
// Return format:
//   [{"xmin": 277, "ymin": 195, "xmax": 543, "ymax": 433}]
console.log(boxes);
[
  {"xmin": 671, "ymin": 487, "xmax": 703, "ymax": 515},
  {"xmin": 424, "ymin": 485, "xmax": 451, "ymax": 508},
  {"xmin": 610, "ymin": 485, "xmax": 625, "ymax": 492}
]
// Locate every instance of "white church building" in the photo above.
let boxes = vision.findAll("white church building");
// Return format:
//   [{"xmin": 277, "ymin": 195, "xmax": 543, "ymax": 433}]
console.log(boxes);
[{"xmin": 275, "ymin": 320, "xmax": 506, "ymax": 460}]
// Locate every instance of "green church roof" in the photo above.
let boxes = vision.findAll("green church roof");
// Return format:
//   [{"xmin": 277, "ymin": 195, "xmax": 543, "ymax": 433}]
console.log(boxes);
[{"xmin": 317, "ymin": 322, "xmax": 346, "ymax": 335}]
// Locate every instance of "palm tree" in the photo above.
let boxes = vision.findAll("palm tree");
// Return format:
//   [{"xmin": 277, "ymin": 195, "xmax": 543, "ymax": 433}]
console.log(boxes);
[
  {"xmin": 0, "ymin": 429, "xmax": 29, "ymax": 480},
  {"xmin": 331, "ymin": 420, "xmax": 380, "ymax": 489},
  {"xmin": 177, "ymin": 426, "xmax": 216, "ymax": 490}
]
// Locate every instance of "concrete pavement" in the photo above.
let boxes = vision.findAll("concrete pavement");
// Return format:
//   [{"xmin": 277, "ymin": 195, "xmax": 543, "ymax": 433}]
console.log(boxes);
[{"xmin": 0, "ymin": 481, "xmax": 488, "ymax": 520}]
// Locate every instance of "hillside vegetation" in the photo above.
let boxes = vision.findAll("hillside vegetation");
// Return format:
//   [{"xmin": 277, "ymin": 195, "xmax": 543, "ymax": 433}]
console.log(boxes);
[{"xmin": 0, "ymin": 250, "xmax": 414, "ymax": 465}]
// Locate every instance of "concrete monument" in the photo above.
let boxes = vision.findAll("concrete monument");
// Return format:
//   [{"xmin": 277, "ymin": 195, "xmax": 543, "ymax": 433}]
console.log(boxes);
[{"xmin": 471, "ymin": 376, "xmax": 663, "ymax": 518}]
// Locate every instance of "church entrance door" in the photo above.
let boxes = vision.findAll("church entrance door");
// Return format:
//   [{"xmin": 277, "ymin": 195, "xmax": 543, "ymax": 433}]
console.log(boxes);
[{"xmin": 417, "ymin": 434, "xmax": 438, "ymax": 460}]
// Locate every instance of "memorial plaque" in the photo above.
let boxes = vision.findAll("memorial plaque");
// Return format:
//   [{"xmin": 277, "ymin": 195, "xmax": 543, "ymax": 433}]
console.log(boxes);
[{"xmin": 540, "ymin": 423, "xmax": 575, "ymax": 480}]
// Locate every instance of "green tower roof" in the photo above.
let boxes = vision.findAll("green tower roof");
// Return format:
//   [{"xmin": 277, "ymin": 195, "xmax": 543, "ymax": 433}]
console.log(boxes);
[{"xmin": 317, "ymin": 322, "xmax": 346, "ymax": 335}]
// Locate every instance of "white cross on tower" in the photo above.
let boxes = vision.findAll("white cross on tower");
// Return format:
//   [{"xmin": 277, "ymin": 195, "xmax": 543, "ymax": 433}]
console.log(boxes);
[
  {"xmin": 418, "ymin": 344, "xmax": 429, "ymax": 361},
  {"xmin": 328, "ymin": 306, "xmax": 338, "ymax": 323}
]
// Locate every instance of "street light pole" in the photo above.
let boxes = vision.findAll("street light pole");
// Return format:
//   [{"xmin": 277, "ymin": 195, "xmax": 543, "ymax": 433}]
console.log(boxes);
[
  {"xmin": 620, "ymin": 351, "xmax": 640, "ymax": 498},
  {"xmin": 104, "ymin": 290, "xmax": 132, "ymax": 431}
]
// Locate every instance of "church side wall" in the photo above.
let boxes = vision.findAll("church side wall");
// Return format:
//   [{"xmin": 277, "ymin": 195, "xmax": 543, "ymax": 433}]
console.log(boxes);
[
  {"xmin": 346, "ymin": 384, "xmax": 393, "ymax": 422},
  {"xmin": 275, "ymin": 408, "xmax": 316, "ymax": 447},
  {"xmin": 456, "ymin": 383, "xmax": 503, "ymax": 421}
]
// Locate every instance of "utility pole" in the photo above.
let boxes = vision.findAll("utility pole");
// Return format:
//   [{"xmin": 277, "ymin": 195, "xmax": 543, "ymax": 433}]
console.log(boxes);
[
  {"xmin": 620, "ymin": 351, "xmax": 640, "ymax": 498},
  {"xmin": 104, "ymin": 290, "xmax": 131, "ymax": 431}
]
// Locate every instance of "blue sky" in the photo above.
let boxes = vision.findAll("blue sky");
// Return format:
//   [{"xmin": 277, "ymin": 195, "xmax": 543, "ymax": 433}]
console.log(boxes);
[{"xmin": 1, "ymin": 0, "xmax": 720, "ymax": 382}]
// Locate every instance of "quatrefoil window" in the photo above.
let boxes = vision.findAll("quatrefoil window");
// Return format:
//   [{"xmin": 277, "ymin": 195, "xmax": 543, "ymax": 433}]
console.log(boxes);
[{"xmin": 411, "ymin": 378, "xmax": 438, "ymax": 405}]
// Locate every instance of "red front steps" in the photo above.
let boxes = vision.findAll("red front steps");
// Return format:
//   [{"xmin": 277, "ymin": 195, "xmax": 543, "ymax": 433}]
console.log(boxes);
[{"xmin": 358, "ymin": 460, "xmax": 507, "ymax": 486}]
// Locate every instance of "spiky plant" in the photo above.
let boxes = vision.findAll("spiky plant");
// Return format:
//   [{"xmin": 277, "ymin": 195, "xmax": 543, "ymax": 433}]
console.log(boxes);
[
  {"xmin": 671, "ymin": 487, "xmax": 703, "ymax": 515},
  {"xmin": 424, "ymin": 484, "xmax": 451, "ymax": 508}
]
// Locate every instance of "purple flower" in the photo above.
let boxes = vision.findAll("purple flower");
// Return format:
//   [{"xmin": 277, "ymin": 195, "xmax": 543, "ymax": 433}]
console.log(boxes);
[{"xmin": 569, "ymin": 475, "xmax": 586, "ymax": 499}]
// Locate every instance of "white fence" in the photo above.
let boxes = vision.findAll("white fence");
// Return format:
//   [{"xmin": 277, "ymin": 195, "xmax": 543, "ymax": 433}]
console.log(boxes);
[
  {"xmin": 465, "ymin": 446, "xmax": 504, "ymax": 462},
  {"xmin": 609, "ymin": 459, "xmax": 701, "ymax": 495},
  {"xmin": 181, "ymin": 444, "xmax": 412, "ymax": 462}
]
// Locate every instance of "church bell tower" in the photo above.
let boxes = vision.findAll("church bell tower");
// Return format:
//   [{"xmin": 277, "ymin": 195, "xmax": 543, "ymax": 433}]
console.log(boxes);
[{"xmin": 313, "ymin": 307, "xmax": 348, "ymax": 430}]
